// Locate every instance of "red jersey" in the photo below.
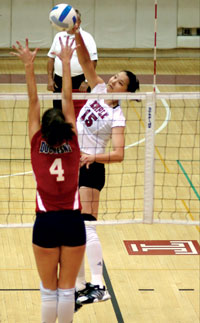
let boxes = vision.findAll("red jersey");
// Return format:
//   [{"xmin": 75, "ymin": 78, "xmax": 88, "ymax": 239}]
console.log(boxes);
[
  {"xmin": 31, "ymin": 130, "xmax": 81, "ymax": 212},
  {"xmin": 73, "ymin": 89, "xmax": 87, "ymax": 119}
]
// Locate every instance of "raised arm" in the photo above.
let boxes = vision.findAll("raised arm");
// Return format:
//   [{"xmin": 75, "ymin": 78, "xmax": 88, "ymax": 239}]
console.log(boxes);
[
  {"xmin": 11, "ymin": 38, "xmax": 40, "ymax": 143},
  {"xmin": 52, "ymin": 36, "xmax": 77, "ymax": 134},
  {"xmin": 47, "ymin": 57, "xmax": 55, "ymax": 91},
  {"xmin": 74, "ymin": 30, "xmax": 104, "ymax": 90}
]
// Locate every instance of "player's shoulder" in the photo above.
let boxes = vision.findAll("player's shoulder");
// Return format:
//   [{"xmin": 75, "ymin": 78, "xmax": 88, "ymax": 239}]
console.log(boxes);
[
  {"xmin": 31, "ymin": 129, "xmax": 42, "ymax": 147},
  {"xmin": 113, "ymin": 104, "xmax": 126, "ymax": 120}
]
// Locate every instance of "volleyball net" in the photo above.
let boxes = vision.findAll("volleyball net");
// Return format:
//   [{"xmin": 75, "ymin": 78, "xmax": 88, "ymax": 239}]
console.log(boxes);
[{"xmin": 0, "ymin": 91, "xmax": 199, "ymax": 228}]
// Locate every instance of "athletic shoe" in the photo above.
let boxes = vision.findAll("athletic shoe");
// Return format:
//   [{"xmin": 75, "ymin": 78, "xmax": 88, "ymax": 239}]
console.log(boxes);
[
  {"xmin": 75, "ymin": 283, "xmax": 93, "ymax": 311},
  {"xmin": 76, "ymin": 283, "xmax": 93, "ymax": 298},
  {"xmin": 76, "ymin": 284, "xmax": 111, "ymax": 304},
  {"xmin": 74, "ymin": 301, "xmax": 82, "ymax": 313},
  {"xmin": 74, "ymin": 291, "xmax": 82, "ymax": 313}
]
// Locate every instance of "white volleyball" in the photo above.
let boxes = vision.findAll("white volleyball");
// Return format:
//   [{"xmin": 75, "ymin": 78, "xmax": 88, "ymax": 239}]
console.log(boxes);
[{"xmin": 49, "ymin": 3, "xmax": 77, "ymax": 31}]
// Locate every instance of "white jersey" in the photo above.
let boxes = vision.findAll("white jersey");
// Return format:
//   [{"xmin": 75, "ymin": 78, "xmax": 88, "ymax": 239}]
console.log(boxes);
[
  {"xmin": 48, "ymin": 28, "xmax": 98, "ymax": 77},
  {"xmin": 76, "ymin": 83, "xmax": 126, "ymax": 155}
]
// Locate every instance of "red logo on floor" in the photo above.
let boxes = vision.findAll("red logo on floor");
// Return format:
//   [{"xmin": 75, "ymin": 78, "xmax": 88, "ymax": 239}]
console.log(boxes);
[{"xmin": 124, "ymin": 240, "xmax": 200, "ymax": 255}]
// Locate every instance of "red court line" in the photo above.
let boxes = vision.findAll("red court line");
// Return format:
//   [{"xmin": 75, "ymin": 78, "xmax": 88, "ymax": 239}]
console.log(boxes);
[{"xmin": 0, "ymin": 74, "xmax": 199, "ymax": 85}]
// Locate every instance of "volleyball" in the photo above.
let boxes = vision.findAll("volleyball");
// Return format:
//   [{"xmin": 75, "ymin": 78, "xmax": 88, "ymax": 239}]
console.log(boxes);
[{"xmin": 49, "ymin": 3, "xmax": 77, "ymax": 31}]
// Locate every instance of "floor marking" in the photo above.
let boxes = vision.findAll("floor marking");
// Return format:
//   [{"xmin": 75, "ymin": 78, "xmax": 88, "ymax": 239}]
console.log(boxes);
[
  {"xmin": 0, "ymin": 268, "xmax": 198, "ymax": 272},
  {"xmin": 125, "ymin": 86, "xmax": 171, "ymax": 149},
  {"xmin": 155, "ymin": 146, "xmax": 170, "ymax": 173},
  {"xmin": 103, "ymin": 261, "xmax": 124, "ymax": 323},
  {"xmin": 177, "ymin": 160, "xmax": 200, "ymax": 231},
  {"xmin": 0, "ymin": 289, "xmax": 39, "ymax": 291},
  {"xmin": 177, "ymin": 160, "xmax": 200, "ymax": 200},
  {"xmin": 0, "ymin": 170, "xmax": 32, "ymax": 178},
  {"xmin": 181, "ymin": 199, "xmax": 200, "ymax": 232},
  {"xmin": 124, "ymin": 240, "xmax": 200, "ymax": 255}
]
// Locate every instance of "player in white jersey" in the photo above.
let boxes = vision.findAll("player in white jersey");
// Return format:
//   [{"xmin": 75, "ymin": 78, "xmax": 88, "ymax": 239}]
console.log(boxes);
[
  {"xmin": 72, "ymin": 26, "xmax": 140, "ymax": 305},
  {"xmin": 77, "ymin": 83, "xmax": 126, "ymax": 155}
]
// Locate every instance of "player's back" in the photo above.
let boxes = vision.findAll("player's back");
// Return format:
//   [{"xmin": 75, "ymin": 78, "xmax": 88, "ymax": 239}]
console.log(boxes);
[{"xmin": 31, "ymin": 130, "xmax": 81, "ymax": 212}]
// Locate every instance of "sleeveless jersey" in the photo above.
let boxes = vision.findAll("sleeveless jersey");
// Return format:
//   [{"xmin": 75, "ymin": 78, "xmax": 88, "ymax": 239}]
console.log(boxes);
[
  {"xmin": 31, "ymin": 130, "xmax": 81, "ymax": 213},
  {"xmin": 76, "ymin": 83, "xmax": 126, "ymax": 155}
]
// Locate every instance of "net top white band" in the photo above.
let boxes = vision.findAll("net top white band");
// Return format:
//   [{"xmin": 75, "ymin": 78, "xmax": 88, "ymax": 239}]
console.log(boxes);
[{"xmin": 0, "ymin": 92, "xmax": 199, "ymax": 101}]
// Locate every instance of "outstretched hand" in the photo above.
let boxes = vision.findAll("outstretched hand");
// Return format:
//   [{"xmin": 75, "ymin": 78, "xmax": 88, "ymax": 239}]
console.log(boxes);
[
  {"xmin": 10, "ymin": 38, "xmax": 39, "ymax": 65},
  {"xmin": 51, "ymin": 36, "xmax": 78, "ymax": 63}
]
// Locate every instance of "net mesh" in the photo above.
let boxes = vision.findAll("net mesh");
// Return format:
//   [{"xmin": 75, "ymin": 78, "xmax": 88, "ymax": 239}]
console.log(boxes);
[
  {"xmin": 154, "ymin": 96, "xmax": 199, "ymax": 222},
  {"xmin": 0, "ymin": 92, "xmax": 199, "ymax": 227}
]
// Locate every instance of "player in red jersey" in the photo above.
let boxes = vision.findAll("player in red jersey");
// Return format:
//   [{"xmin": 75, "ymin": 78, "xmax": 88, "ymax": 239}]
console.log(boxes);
[{"xmin": 11, "ymin": 37, "xmax": 86, "ymax": 323}]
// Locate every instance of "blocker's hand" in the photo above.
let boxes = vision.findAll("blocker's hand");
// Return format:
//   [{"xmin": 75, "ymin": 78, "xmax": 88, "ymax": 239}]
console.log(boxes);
[
  {"xmin": 51, "ymin": 36, "xmax": 78, "ymax": 63},
  {"xmin": 10, "ymin": 38, "xmax": 39, "ymax": 65}
]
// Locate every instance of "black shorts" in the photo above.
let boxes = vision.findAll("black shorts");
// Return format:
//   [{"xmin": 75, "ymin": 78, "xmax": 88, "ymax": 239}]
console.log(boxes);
[
  {"xmin": 32, "ymin": 210, "xmax": 86, "ymax": 248},
  {"xmin": 79, "ymin": 162, "xmax": 105, "ymax": 191},
  {"xmin": 54, "ymin": 74, "xmax": 86, "ymax": 91}
]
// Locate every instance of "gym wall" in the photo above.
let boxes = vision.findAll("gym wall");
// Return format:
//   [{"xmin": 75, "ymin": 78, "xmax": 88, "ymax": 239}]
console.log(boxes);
[{"xmin": 0, "ymin": 0, "xmax": 199, "ymax": 49}]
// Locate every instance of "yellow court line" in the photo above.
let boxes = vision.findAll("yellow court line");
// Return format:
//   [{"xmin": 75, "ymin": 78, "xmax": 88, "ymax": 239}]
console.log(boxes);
[
  {"xmin": 155, "ymin": 146, "xmax": 170, "ymax": 173},
  {"xmin": 132, "ymin": 107, "xmax": 145, "ymax": 128},
  {"xmin": 181, "ymin": 199, "xmax": 200, "ymax": 232}
]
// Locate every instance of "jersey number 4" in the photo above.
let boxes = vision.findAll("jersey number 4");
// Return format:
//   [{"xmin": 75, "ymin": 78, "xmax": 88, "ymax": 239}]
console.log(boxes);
[{"xmin": 49, "ymin": 158, "xmax": 65, "ymax": 182}]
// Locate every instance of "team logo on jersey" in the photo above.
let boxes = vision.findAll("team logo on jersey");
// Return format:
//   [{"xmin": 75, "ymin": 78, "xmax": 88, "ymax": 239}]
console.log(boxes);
[
  {"xmin": 39, "ymin": 141, "xmax": 72, "ymax": 154},
  {"xmin": 90, "ymin": 100, "xmax": 109, "ymax": 118}
]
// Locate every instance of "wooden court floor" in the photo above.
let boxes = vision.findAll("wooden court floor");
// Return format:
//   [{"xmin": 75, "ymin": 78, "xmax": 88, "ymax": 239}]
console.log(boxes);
[{"xmin": 0, "ymin": 54, "xmax": 199, "ymax": 323}]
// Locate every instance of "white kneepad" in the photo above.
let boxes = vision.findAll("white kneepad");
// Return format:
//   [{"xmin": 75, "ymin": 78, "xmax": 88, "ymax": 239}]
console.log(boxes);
[
  {"xmin": 86, "ymin": 224, "xmax": 99, "ymax": 244},
  {"xmin": 40, "ymin": 282, "xmax": 57, "ymax": 302},
  {"xmin": 58, "ymin": 287, "xmax": 75, "ymax": 302}
]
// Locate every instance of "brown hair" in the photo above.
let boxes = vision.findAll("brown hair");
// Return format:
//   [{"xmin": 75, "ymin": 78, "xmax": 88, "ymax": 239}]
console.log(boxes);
[{"xmin": 41, "ymin": 108, "xmax": 75, "ymax": 146}]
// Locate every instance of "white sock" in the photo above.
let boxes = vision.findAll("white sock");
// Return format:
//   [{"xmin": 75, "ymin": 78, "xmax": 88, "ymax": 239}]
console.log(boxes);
[
  {"xmin": 76, "ymin": 259, "xmax": 87, "ymax": 291},
  {"xmin": 57, "ymin": 287, "xmax": 74, "ymax": 323},
  {"xmin": 40, "ymin": 282, "xmax": 57, "ymax": 323},
  {"xmin": 86, "ymin": 224, "xmax": 104, "ymax": 288}
]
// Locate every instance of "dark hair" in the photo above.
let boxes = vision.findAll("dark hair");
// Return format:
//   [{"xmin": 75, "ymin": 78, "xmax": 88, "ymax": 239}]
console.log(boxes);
[
  {"xmin": 41, "ymin": 108, "xmax": 75, "ymax": 147},
  {"xmin": 123, "ymin": 70, "xmax": 140, "ymax": 93},
  {"xmin": 75, "ymin": 9, "xmax": 81, "ymax": 20}
]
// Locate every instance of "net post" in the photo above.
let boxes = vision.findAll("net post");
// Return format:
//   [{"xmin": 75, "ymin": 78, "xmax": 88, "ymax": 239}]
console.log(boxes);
[{"xmin": 143, "ymin": 93, "xmax": 156, "ymax": 224}]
